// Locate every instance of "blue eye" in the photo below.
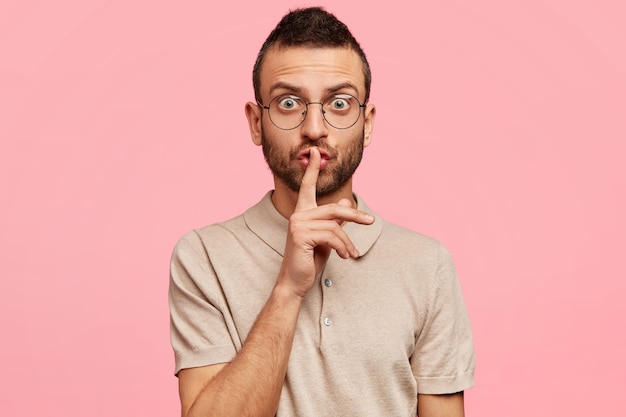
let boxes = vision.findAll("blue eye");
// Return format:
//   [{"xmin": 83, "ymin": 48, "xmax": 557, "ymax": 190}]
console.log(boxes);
[
  {"xmin": 326, "ymin": 95, "xmax": 353, "ymax": 111},
  {"xmin": 277, "ymin": 96, "xmax": 302, "ymax": 111},
  {"xmin": 332, "ymin": 99, "xmax": 348, "ymax": 109}
]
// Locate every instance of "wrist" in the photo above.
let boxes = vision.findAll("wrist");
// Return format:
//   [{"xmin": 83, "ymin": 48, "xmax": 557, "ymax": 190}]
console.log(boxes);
[{"xmin": 272, "ymin": 280, "xmax": 307, "ymax": 305}]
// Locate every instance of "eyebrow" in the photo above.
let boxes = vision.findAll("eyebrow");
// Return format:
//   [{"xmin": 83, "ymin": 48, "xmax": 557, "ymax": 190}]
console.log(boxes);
[
  {"xmin": 268, "ymin": 82, "xmax": 302, "ymax": 96},
  {"xmin": 325, "ymin": 82, "xmax": 360, "ymax": 95},
  {"xmin": 268, "ymin": 82, "xmax": 360, "ymax": 98}
]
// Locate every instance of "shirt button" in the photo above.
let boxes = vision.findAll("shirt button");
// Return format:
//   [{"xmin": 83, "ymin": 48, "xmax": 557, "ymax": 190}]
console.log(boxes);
[
  {"xmin": 324, "ymin": 278, "xmax": 333, "ymax": 287},
  {"xmin": 323, "ymin": 317, "xmax": 333, "ymax": 326}
]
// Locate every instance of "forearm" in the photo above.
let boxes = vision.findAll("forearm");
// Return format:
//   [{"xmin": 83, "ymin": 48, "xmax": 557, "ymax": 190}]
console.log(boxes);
[
  {"xmin": 185, "ymin": 284, "xmax": 302, "ymax": 417},
  {"xmin": 417, "ymin": 392, "xmax": 465, "ymax": 417}
]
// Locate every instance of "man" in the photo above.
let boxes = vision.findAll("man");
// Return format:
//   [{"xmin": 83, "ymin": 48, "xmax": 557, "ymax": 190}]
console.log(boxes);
[{"xmin": 169, "ymin": 7, "xmax": 475, "ymax": 417}]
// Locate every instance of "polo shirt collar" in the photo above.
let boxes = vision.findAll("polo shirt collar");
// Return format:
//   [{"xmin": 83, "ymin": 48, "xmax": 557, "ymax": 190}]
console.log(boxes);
[{"xmin": 243, "ymin": 190, "xmax": 383, "ymax": 257}]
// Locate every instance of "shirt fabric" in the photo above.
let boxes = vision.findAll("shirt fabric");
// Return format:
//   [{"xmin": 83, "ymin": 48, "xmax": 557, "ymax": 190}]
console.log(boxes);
[{"xmin": 169, "ymin": 191, "xmax": 475, "ymax": 416}]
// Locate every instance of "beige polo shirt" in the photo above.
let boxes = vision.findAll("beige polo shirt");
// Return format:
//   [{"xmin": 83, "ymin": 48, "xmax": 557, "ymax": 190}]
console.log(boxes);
[{"xmin": 169, "ymin": 191, "xmax": 475, "ymax": 416}]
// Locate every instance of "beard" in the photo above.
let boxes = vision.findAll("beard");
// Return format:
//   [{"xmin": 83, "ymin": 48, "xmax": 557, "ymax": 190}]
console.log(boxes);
[{"xmin": 261, "ymin": 125, "xmax": 364, "ymax": 197}]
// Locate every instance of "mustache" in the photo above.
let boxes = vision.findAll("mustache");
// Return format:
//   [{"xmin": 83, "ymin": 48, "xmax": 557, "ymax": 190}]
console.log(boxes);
[{"xmin": 289, "ymin": 141, "xmax": 337, "ymax": 159}]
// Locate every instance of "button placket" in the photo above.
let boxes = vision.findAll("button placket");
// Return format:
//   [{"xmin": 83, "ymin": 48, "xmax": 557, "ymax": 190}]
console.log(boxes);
[{"xmin": 322, "ymin": 277, "xmax": 333, "ymax": 327}]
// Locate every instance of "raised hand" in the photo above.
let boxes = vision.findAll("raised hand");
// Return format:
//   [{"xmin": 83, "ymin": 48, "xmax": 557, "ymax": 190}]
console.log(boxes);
[{"xmin": 278, "ymin": 147, "xmax": 375, "ymax": 298}]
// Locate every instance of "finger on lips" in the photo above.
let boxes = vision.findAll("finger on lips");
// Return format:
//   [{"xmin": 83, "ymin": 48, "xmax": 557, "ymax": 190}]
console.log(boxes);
[
  {"xmin": 292, "ymin": 147, "xmax": 372, "ymax": 259},
  {"xmin": 296, "ymin": 148, "xmax": 321, "ymax": 211}
]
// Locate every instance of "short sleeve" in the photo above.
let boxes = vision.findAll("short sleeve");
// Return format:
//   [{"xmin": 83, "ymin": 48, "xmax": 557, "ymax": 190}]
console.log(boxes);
[
  {"xmin": 411, "ymin": 244, "xmax": 475, "ymax": 394},
  {"xmin": 169, "ymin": 230, "xmax": 237, "ymax": 376}
]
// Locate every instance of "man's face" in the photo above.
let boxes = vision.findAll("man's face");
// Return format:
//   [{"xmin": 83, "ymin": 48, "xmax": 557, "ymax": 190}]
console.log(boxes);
[{"xmin": 253, "ymin": 46, "xmax": 375, "ymax": 197}]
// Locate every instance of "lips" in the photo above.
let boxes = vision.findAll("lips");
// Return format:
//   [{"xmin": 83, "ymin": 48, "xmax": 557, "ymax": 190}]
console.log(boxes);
[{"xmin": 297, "ymin": 148, "xmax": 331, "ymax": 169}]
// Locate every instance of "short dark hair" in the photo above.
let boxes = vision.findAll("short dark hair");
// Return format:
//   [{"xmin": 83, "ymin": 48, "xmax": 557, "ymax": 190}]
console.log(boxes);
[{"xmin": 253, "ymin": 7, "xmax": 371, "ymax": 104}]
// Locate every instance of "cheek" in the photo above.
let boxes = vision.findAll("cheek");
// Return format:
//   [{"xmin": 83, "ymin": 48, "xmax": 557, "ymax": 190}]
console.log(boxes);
[
  {"xmin": 337, "ymin": 132, "xmax": 364, "ymax": 152},
  {"xmin": 265, "ymin": 138, "xmax": 300, "ymax": 162},
  {"xmin": 262, "ymin": 126, "xmax": 291, "ymax": 151}
]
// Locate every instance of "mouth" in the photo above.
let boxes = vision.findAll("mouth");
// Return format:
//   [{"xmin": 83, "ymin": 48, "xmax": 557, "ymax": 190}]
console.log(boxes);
[{"xmin": 297, "ymin": 148, "xmax": 331, "ymax": 169}]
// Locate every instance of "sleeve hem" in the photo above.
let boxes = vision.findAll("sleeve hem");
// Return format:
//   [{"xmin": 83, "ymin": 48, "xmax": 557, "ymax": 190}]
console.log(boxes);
[
  {"xmin": 415, "ymin": 371, "xmax": 475, "ymax": 394},
  {"xmin": 174, "ymin": 345, "xmax": 237, "ymax": 376}
]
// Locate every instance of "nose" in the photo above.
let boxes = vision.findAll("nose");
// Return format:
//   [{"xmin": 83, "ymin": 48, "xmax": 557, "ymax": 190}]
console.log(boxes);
[{"xmin": 300, "ymin": 102, "xmax": 328, "ymax": 141}]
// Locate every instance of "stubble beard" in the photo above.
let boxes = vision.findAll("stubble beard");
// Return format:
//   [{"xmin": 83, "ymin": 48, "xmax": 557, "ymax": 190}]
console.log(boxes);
[{"xmin": 260, "ymin": 125, "xmax": 364, "ymax": 197}]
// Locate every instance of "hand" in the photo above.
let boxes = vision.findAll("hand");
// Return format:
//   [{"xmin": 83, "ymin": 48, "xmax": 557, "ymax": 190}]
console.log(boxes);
[{"xmin": 278, "ymin": 148, "xmax": 375, "ymax": 298}]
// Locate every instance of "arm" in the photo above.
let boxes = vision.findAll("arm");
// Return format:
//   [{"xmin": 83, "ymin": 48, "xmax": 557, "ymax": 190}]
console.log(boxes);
[
  {"xmin": 177, "ymin": 148, "xmax": 374, "ymax": 417},
  {"xmin": 417, "ymin": 392, "xmax": 465, "ymax": 417},
  {"xmin": 179, "ymin": 284, "xmax": 303, "ymax": 417},
  {"xmin": 412, "ymin": 244, "xmax": 475, "ymax": 414}
]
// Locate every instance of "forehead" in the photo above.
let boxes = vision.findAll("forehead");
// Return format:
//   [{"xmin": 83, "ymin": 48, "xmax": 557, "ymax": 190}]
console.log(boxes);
[{"xmin": 259, "ymin": 46, "xmax": 365, "ymax": 99}]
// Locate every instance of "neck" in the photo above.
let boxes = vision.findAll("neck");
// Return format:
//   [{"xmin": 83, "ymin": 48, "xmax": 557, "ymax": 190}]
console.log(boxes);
[{"xmin": 271, "ymin": 178, "xmax": 356, "ymax": 218}]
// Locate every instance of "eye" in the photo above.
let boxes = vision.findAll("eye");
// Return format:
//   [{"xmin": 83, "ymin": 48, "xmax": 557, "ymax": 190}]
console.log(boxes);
[
  {"xmin": 327, "ymin": 95, "xmax": 353, "ymax": 111},
  {"xmin": 277, "ymin": 95, "xmax": 302, "ymax": 111}
]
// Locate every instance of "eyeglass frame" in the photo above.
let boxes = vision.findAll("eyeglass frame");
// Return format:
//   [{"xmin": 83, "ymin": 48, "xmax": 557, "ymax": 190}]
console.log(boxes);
[{"xmin": 257, "ymin": 93, "xmax": 367, "ymax": 131}]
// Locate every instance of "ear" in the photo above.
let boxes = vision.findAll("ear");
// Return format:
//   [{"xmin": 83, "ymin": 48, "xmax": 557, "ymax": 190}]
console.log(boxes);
[
  {"xmin": 362, "ymin": 103, "xmax": 376, "ymax": 148},
  {"xmin": 245, "ymin": 102, "xmax": 263, "ymax": 146}
]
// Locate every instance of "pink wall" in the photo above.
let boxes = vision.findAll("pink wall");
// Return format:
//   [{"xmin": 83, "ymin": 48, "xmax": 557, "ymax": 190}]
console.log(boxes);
[{"xmin": 1, "ymin": 1, "xmax": 624, "ymax": 415}]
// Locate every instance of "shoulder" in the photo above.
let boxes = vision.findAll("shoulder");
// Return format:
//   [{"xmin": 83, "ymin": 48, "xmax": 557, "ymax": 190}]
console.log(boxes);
[
  {"xmin": 379, "ymin": 219, "xmax": 451, "ymax": 260},
  {"xmin": 369, "ymin": 219, "xmax": 460, "ymax": 296},
  {"xmin": 172, "ymin": 191, "xmax": 276, "ymax": 254},
  {"xmin": 172, "ymin": 213, "xmax": 247, "ymax": 258},
  {"xmin": 354, "ymin": 193, "xmax": 447, "ymax": 260}
]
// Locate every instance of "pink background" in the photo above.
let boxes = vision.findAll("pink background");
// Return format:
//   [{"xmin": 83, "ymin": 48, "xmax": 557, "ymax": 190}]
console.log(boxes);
[{"xmin": 1, "ymin": 1, "xmax": 624, "ymax": 415}]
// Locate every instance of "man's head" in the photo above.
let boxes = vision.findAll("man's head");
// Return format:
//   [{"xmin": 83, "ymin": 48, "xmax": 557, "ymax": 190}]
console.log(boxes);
[
  {"xmin": 245, "ymin": 7, "xmax": 375, "ymax": 199},
  {"xmin": 253, "ymin": 7, "xmax": 371, "ymax": 106}
]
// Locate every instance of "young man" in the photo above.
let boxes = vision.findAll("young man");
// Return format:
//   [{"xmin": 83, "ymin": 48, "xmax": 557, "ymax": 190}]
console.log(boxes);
[{"xmin": 169, "ymin": 7, "xmax": 475, "ymax": 417}]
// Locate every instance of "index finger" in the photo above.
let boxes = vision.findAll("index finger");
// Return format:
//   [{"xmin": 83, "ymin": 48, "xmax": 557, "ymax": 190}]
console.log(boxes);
[{"xmin": 295, "ymin": 147, "xmax": 321, "ymax": 211}]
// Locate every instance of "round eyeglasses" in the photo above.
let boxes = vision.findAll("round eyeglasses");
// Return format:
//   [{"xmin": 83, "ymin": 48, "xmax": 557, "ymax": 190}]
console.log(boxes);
[{"xmin": 260, "ymin": 93, "xmax": 366, "ymax": 130}]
